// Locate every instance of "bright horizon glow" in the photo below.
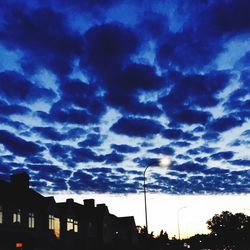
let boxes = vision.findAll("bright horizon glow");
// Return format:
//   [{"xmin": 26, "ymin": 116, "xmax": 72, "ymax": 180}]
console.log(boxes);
[{"xmin": 52, "ymin": 192, "xmax": 250, "ymax": 239}]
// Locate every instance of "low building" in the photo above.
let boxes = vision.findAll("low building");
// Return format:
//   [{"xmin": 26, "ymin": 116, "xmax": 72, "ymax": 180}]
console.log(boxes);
[{"xmin": 0, "ymin": 172, "xmax": 137, "ymax": 250}]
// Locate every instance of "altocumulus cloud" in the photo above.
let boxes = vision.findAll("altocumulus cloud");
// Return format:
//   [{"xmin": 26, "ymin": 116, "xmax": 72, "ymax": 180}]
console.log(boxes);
[{"xmin": 0, "ymin": 0, "xmax": 249, "ymax": 194}]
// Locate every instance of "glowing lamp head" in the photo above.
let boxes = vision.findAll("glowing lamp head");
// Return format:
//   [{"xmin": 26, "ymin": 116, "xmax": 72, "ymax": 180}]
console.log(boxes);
[{"xmin": 159, "ymin": 157, "xmax": 172, "ymax": 168}]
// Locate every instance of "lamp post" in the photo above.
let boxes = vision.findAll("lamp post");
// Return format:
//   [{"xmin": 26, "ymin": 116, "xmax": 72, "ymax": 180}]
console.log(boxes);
[
  {"xmin": 143, "ymin": 157, "xmax": 172, "ymax": 234},
  {"xmin": 177, "ymin": 206, "xmax": 186, "ymax": 240}
]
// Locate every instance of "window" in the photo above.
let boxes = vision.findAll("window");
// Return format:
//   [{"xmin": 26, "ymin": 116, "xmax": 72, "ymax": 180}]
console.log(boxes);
[
  {"xmin": 67, "ymin": 218, "xmax": 73, "ymax": 231},
  {"xmin": 0, "ymin": 206, "xmax": 2, "ymax": 224},
  {"xmin": 28, "ymin": 213, "xmax": 35, "ymax": 228},
  {"xmin": 54, "ymin": 217, "xmax": 60, "ymax": 239},
  {"xmin": 67, "ymin": 218, "xmax": 78, "ymax": 232},
  {"xmin": 13, "ymin": 209, "xmax": 21, "ymax": 223},
  {"xmin": 49, "ymin": 215, "xmax": 54, "ymax": 230},
  {"xmin": 74, "ymin": 220, "xmax": 78, "ymax": 233}
]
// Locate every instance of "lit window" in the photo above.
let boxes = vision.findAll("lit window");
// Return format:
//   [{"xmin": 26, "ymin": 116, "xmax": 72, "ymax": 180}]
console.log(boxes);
[
  {"xmin": 67, "ymin": 218, "xmax": 74, "ymax": 231},
  {"xmin": 49, "ymin": 215, "xmax": 54, "ymax": 230},
  {"xmin": 74, "ymin": 220, "xmax": 78, "ymax": 233},
  {"xmin": 67, "ymin": 218, "xmax": 78, "ymax": 232},
  {"xmin": 13, "ymin": 209, "xmax": 21, "ymax": 223},
  {"xmin": 54, "ymin": 217, "xmax": 60, "ymax": 239},
  {"xmin": 28, "ymin": 213, "xmax": 35, "ymax": 228},
  {"xmin": 0, "ymin": 206, "xmax": 2, "ymax": 224}
]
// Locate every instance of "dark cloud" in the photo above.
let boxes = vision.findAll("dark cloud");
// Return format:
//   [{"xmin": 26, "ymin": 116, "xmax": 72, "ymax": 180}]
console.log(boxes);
[
  {"xmin": 148, "ymin": 145, "xmax": 175, "ymax": 156},
  {"xmin": 171, "ymin": 141, "xmax": 191, "ymax": 148},
  {"xmin": 64, "ymin": 128, "xmax": 86, "ymax": 140},
  {"xmin": 209, "ymin": 115, "xmax": 245, "ymax": 132},
  {"xmin": 172, "ymin": 161, "xmax": 207, "ymax": 173},
  {"xmin": 104, "ymin": 63, "xmax": 164, "ymax": 116},
  {"xmin": 0, "ymin": 117, "xmax": 28, "ymax": 130},
  {"xmin": 0, "ymin": 130, "xmax": 44, "ymax": 157},
  {"xmin": 229, "ymin": 159, "xmax": 250, "ymax": 167},
  {"xmin": 111, "ymin": 144, "xmax": 140, "ymax": 153},
  {"xmin": 186, "ymin": 149, "xmax": 200, "ymax": 156},
  {"xmin": 110, "ymin": 117, "xmax": 163, "ymax": 137},
  {"xmin": 171, "ymin": 109, "xmax": 212, "ymax": 125},
  {"xmin": 78, "ymin": 133, "xmax": 103, "ymax": 147},
  {"xmin": 37, "ymin": 78, "xmax": 106, "ymax": 125},
  {"xmin": 0, "ymin": 71, "xmax": 56, "ymax": 103},
  {"xmin": 203, "ymin": 0, "xmax": 250, "ymax": 36},
  {"xmin": 102, "ymin": 150, "xmax": 124, "ymax": 165},
  {"xmin": 195, "ymin": 157, "xmax": 208, "ymax": 163},
  {"xmin": 32, "ymin": 127, "xmax": 64, "ymax": 141},
  {"xmin": 83, "ymin": 22, "xmax": 166, "ymax": 116},
  {"xmin": 161, "ymin": 129, "xmax": 183, "ymax": 140},
  {"xmin": 83, "ymin": 22, "xmax": 138, "ymax": 75},
  {"xmin": 160, "ymin": 71, "xmax": 230, "ymax": 118},
  {"xmin": 48, "ymin": 143, "xmax": 72, "ymax": 163},
  {"xmin": 60, "ymin": 79, "xmax": 104, "ymax": 114},
  {"xmin": 211, "ymin": 151, "xmax": 234, "ymax": 160},
  {"xmin": 71, "ymin": 147, "xmax": 103, "ymax": 163},
  {"xmin": 202, "ymin": 131, "xmax": 220, "ymax": 141},
  {"xmin": 0, "ymin": 7, "xmax": 83, "ymax": 75},
  {"xmin": 0, "ymin": 100, "xmax": 31, "ymax": 115}
]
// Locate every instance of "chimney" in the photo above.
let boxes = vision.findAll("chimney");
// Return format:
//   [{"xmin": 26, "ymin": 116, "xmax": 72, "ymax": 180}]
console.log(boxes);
[
  {"xmin": 84, "ymin": 199, "xmax": 95, "ymax": 208},
  {"xmin": 66, "ymin": 198, "xmax": 74, "ymax": 204},
  {"xmin": 10, "ymin": 172, "xmax": 30, "ymax": 190}
]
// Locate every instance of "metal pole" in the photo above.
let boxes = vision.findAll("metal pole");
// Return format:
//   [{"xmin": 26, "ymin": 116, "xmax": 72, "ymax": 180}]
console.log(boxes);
[
  {"xmin": 143, "ymin": 165, "xmax": 150, "ymax": 234},
  {"xmin": 177, "ymin": 206, "xmax": 186, "ymax": 240}
]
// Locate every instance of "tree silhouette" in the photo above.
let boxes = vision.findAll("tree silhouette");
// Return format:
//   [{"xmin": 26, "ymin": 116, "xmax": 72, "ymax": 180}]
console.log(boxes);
[{"xmin": 207, "ymin": 211, "xmax": 250, "ymax": 247}]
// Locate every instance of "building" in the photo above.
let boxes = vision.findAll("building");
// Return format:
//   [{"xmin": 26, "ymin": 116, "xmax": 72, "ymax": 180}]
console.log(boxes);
[{"xmin": 0, "ymin": 172, "xmax": 137, "ymax": 250}]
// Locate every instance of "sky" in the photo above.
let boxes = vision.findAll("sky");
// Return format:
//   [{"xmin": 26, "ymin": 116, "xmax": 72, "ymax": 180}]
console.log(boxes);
[{"xmin": 0, "ymin": 0, "xmax": 250, "ymax": 237}]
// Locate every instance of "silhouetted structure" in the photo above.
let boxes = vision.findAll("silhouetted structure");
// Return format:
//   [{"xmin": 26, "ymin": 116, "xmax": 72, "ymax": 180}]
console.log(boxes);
[{"xmin": 0, "ymin": 172, "xmax": 137, "ymax": 250}]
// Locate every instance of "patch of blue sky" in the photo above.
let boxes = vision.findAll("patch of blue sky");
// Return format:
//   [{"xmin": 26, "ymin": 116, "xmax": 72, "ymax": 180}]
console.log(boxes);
[
  {"xmin": 216, "ymin": 37, "xmax": 250, "ymax": 70},
  {"xmin": 0, "ymin": 45, "xmax": 22, "ymax": 72},
  {"xmin": 30, "ymin": 69, "xmax": 58, "ymax": 92},
  {"xmin": 106, "ymin": 2, "xmax": 138, "ymax": 26}
]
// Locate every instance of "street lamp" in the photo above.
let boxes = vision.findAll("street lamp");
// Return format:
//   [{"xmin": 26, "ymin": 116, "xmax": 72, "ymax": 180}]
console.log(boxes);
[
  {"xmin": 177, "ymin": 206, "xmax": 186, "ymax": 240},
  {"xmin": 143, "ymin": 157, "xmax": 172, "ymax": 234}
]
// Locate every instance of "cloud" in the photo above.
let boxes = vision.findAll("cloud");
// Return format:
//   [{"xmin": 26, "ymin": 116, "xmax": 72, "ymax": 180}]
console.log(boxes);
[
  {"xmin": 229, "ymin": 159, "xmax": 250, "ymax": 167},
  {"xmin": 0, "ymin": 7, "xmax": 83, "ymax": 75},
  {"xmin": 0, "ymin": 100, "xmax": 31, "ymax": 115},
  {"xmin": 102, "ymin": 150, "xmax": 125, "ymax": 165},
  {"xmin": 211, "ymin": 151, "xmax": 234, "ymax": 160},
  {"xmin": 110, "ymin": 117, "xmax": 164, "ymax": 137},
  {"xmin": 83, "ymin": 22, "xmax": 138, "ymax": 75},
  {"xmin": 172, "ymin": 161, "xmax": 207, "ymax": 173},
  {"xmin": 171, "ymin": 109, "xmax": 212, "ymax": 125},
  {"xmin": 160, "ymin": 70, "xmax": 231, "ymax": 112},
  {"xmin": 209, "ymin": 115, "xmax": 245, "ymax": 132},
  {"xmin": 0, "ymin": 130, "xmax": 44, "ymax": 157},
  {"xmin": 71, "ymin": 147, "xmax": 103, "ymax": 163},
  {"xmin": 37, "ymin": 78, "xmax": 106, "ymax": 125},
  {"xmin": 111, "ymin": 144, "xmax": 140, "ymax": 153},
  {"xmin": 0, "ymin": 71, "xmax": 56, "ymax": 103},
  {"xmin": 78, "ymin": 133, "xmax": 103, "ymax": 147},
  {"xmin": 202, "ymin": 131, "xmax": 220, "ymax": 141},
  {"xmin": 0, "ymin": 117, "xmax": 28, "ymax": 130},
  {"xmin": 48, "ymin": 143, "xmax": 72, "ymax": 163},
  {"xmin": 148, "ymin": 145, "xmax": 175, "ymax": 156},
  {"xmin": 83, "ymin": 22, "xmax": 165, "ymax": 116},
  {"xmin": 32, "ymin": 127, "xmax": 64, "ymax": 141}
]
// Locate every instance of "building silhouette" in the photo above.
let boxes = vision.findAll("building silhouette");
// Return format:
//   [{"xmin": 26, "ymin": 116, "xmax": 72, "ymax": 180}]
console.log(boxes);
[{"xmin": 0, "ymin": 172, "xmax": 137, "ymax": 250}]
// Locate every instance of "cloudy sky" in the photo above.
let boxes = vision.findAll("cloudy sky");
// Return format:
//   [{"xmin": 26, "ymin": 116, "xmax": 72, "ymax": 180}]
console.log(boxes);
[{"xmin": 0, "ymin": 0, "xmax": 250, "ymax": 231}]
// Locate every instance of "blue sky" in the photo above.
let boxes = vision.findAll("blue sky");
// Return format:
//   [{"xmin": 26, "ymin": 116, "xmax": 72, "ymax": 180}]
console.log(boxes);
[{"xmin": 0, "ymin": 0, "xmax": 250, "ymax": 196}]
